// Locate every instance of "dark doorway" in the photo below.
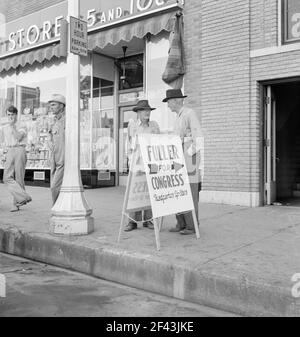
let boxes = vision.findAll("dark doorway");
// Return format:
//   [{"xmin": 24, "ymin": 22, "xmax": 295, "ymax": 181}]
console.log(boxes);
[{"xmin": 273, "ymin": 81, "xmax": 300, "ymax": 206}]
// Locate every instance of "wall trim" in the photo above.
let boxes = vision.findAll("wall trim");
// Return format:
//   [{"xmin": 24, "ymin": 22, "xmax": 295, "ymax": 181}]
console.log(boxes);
[
  {"xmin": 250, "ymin": 43, "xmax": 300, "ymax": 58},
  {"xmin": 199, "ymin": 190, "xmax": 261, "ymax": 207}
]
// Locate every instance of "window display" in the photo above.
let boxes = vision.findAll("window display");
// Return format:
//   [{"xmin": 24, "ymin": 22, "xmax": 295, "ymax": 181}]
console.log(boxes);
[
  {"xmin": 0, "ymin": 59, "xmax": 66, "ymax": 171},
  {"xmin": 92, "ymin": 54, "xmax": 116, "ymax": 171}
]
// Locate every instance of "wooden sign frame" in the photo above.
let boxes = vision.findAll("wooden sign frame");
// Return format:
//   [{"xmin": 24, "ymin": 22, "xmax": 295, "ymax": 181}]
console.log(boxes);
[{"xmin": 118, "ymin": 135, "xmax": 200, "ymax": 251}]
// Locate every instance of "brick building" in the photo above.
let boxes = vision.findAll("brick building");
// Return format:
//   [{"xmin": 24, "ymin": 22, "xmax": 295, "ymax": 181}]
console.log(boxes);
[{"xmin": 1, "ymin": 0, "xmax": 300, "ymax": 207}]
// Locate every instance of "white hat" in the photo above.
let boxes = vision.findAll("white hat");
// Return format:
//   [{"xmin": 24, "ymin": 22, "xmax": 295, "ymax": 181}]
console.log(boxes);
[{"xmin": 48, "ymin": 94, "xmax": 66, "ymax": 106}]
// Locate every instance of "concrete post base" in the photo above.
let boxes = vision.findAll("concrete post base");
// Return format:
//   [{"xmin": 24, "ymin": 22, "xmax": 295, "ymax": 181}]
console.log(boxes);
[
  {"xmin": 49, "ymin": 216, "xmax": 94, "ymax": 235},
  {"xmin": 49, "ymin": 189, "xmax": 94, "ymax": 235}
]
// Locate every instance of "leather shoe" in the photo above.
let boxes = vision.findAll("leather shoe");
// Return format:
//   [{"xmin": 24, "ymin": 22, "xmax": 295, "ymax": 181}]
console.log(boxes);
[
  {"xmin": 10, "ymin": 205, "xmax": 20, "ymax": 212},
  {"xmin": 16, "ymin": 200, "xmax": 27, "ymax": 207},
  {"xmin": 169, "ymin": 227, "xmax": 184, "ymax": 232},
  {"xmin": 180, "ymin": 229, "xmax": 195, "ymax": 235},
  {"xmin": 124, "ymin": 223, "xmax": 137, "ymax": 232},
  {"xmin": 144, "ymin": 221, "xmax": 154, "ymax": 229}
]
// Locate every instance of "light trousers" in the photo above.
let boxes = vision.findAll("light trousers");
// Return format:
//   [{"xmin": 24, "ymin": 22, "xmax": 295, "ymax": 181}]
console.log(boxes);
[{"xmin": 3, "ymin": 147, "xmax": 31, "ymax": 205}]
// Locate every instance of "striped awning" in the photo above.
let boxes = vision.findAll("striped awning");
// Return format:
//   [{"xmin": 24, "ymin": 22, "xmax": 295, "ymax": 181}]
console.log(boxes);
[
  {"xmin": 0, "ymin": 43, "xmax": 62, "ymax": 73},
  {"xmin": 88, "ymin": 11, "xmax": 177, "ymax": 50},
  {"xmin": 0, "ymin": 11, "xmax": 178, "ymax": 73}
]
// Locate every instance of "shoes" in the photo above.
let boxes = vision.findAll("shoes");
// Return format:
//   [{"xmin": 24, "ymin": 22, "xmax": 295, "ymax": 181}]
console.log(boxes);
[
  {"xmin": 180, "ymin": 228, "xmax": 195, "ymax": 235},
  {"xmin": 10, "ymin": 205, "xmax": 20, "ymax": 212},
  {"xmin": 16, "ymin": 200, "xmax": 27, "ymax": 207},
  {"xmin": 144, "ymin": 221, "xmax": 154, "ymax": 229},
  {"xmin": 169, "ymin": 226, "xmax": 184, "ymax": 232},
  {"xmin": 26, "ymin": 197, "xmax": 32, "ymax": 203},
  {"xmin": 124, "ymin": 223, "xmax": 137, "ymax": 232}
]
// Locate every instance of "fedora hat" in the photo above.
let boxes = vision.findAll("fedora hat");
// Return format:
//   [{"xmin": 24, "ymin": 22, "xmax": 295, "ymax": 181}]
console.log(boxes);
[
  {"xmin": 162, "ymin": 89, "xmax": 187, "ymax": 102},
  {"xmin": 48, "ymin": 94, "xmax": 66, "ymax": 106},
  {"xmin": 132, "ymin": 100, "xmax": 156, "ymax": 112}
]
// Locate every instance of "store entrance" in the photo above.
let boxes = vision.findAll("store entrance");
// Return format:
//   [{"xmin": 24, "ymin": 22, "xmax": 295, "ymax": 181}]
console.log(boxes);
[{"xmin": 264, "ymin": 80, "xmax": 300, "ymax": 206}]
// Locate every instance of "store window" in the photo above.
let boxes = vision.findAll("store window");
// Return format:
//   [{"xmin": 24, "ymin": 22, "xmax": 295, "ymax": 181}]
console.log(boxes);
[
  {"xmin": 117, "ymin": 54, "xmax": 143, "ymax": 90},
  {"xmin": 80, "ymin": 55, "xmax": 92, "ymax": 169},
  {"xmin": 92, "ymin": 54, "xmax": 116, "ymax": 171},
  {"xmin": 0, "ymin": 56, "xmax": 95, "ymax": 171},
  {"xmin": 0, "ymin": 59, "xmax": 66, "ymax": 170},
  {"xmin": 282, "ymin": 0, "xmax": 300, "ymax": 44}
]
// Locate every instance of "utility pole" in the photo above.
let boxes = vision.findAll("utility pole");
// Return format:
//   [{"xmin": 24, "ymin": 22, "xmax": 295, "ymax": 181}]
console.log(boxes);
[{"xmin": 49, "ymin": 0, "xmax": 94, "ymax": 235}]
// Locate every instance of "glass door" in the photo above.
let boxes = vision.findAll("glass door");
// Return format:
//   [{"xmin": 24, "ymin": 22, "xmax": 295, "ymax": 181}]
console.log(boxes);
[{"xmin": 118, "ymin": 105, "xmax": 137, "ymax": 178}]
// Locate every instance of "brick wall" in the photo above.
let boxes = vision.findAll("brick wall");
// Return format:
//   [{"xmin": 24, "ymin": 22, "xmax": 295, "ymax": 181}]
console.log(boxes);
[
  {"xmin": 185, "ymin": 0, "xmax": 253, "ymax": 193},
  {"xmin": 250, "ymin": 0, "xmax": 278, "ymax": 50}
]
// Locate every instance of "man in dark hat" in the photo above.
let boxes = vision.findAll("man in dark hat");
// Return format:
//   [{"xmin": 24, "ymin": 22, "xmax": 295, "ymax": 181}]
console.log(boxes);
[
  {"xmin": 125, "ymin": 99, "xmax": 160, "ymax": 232},
  {"xmin": 163, "ymin": 89, "xmax": 202, "ymax": 235}
]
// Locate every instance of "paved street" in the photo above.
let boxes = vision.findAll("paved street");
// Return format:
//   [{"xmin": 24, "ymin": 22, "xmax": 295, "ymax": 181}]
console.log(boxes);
[{"xmin": 0, "ymin": 253, "xmax": 237, "ymax": 317}]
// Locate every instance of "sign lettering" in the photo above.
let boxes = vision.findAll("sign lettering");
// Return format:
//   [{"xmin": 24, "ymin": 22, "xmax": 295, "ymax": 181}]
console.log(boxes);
[
  {"xmin": 0, "ymin": 0, "xmax": 181, "ymax": 58},
  {"xmin": 138, "ymin": 134, "xmax": 194, "ymax": 219}
]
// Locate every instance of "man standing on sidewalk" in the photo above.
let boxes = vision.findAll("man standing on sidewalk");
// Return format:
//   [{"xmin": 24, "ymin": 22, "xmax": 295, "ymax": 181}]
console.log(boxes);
[
  {"xmin": 125, "ymin": 100, "xmax": 160, "ymax": 232},
  {"xmin": 47, "ymin": 94, "xmax": 66, "ymax": 205},
  {"xmin": 163, "ymin": 89, "xmax": 202, "ymax": 235},
  {"xmin": 1, "ymin": 106, "xmax": 31, "ymax": 212}
]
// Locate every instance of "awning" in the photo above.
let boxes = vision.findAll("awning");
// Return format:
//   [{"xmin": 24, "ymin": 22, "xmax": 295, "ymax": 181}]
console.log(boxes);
[
  {"xmin": 0, "ymin": 43, "xmax": 62, "ymax": 73},
  {"xmin": 0, "ymin": 11, "xmax": 178, "ymax": 73},
  {"xmin": 88, "ymin": 11, "xmax": 177, "ymax": 50}
]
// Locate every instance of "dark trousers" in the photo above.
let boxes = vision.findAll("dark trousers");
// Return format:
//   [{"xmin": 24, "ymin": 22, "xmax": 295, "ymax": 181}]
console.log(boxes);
[{"xmin": 176, "ymin": 182, "xmax": 200, "ymax": 230}]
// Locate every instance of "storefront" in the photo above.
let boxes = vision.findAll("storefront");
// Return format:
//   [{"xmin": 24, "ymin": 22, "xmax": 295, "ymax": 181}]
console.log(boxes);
[{"xmin": 0, "ymin": 0, "xmax": 183, "ymax": 187}]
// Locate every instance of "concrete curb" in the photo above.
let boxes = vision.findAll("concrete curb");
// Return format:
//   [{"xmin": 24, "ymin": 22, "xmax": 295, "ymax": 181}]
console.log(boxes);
[{"xmin": 0, "ymin": 225, "xmax": 299, "ymax": 317}]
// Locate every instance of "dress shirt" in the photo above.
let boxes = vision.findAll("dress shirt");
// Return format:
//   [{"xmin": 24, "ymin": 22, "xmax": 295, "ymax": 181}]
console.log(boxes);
[
  {"xmin": 173, "ymin": 106, "xmax": 203, "ymax": 156},
  {"xmin": 0, "ymin": 123, "xmax": 27, "ymax": 147}
]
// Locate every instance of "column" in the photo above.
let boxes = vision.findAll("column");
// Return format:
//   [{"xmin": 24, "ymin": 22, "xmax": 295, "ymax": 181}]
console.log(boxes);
[{"xmin": 49, "ymin": 0, "xmax": 94, "ymax": 235}]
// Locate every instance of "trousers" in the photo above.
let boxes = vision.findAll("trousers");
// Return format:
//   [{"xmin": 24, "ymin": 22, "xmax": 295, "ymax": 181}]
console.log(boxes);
[
  {"xmin": 50, "ymin": 161, "xmax": 64, "ymax": 205},
  {"xmin": 176, "ymin": 182, "xmax": 199, "ymax": 230},
  {"xmin": 3, "ymin": 147, "xmax": 31, "ymax": 205},
  {"xmin": 129, "ymin": 209, "xmax": 152, "ymax": 224}
]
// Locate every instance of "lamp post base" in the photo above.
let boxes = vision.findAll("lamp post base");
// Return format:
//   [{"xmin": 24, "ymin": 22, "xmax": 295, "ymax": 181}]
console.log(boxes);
[{"xmin": 49, "ymin": 215, "xmax": 94, "ymax": 235}]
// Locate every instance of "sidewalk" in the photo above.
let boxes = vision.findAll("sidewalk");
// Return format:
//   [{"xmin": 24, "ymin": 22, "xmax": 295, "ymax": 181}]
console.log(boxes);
[{"xmin": 0, "ymin": 184, "xmax": 300, "ymax": 316}]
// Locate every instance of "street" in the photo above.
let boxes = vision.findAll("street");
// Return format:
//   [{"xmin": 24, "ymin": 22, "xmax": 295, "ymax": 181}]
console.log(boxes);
[{"xmin": 0, "ymin": 253, "xmax": 237, "ymax": 317}]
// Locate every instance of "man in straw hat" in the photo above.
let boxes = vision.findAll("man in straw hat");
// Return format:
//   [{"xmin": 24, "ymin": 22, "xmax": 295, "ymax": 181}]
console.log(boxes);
[
  {"xmin": 163, "ymin": 89, "xmax": 202, "ymax": 235},
  {"xmin": 1, "ymin": 105, "xmax": 32, "ymax": 212},
  {"xmin": 47, "ymin": 94, "xmax": 66, "ymax": 205},
  {"xmin": 125, "ymin": 99, "xmax": 160, "ymax": 232}
]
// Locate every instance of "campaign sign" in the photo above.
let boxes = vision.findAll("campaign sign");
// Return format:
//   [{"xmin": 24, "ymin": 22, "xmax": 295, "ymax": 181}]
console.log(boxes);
[
  {"xmin": 138, "ymin": 134, "xmax": 194, "ymax": 219},
  {"xmin": 126, "ymin": 171, "xmax": 151, "ymax": 212},
  {"xmin": 126, "ymin": 142, "xmax": 151, "ymax": 212}
]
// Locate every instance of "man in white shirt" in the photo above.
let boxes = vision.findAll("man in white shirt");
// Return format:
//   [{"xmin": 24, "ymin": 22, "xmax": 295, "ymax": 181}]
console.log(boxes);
[
  {"xmin": 1, "ymin": 106, "xmax": 31, "ymax": 212},
  {"xmin": 125, "ymin": 100, "xmax": 160, "ymax": 231},
  {"xmin": 163, "ymin": 89, "xmax": 202, "ymax": 235}
]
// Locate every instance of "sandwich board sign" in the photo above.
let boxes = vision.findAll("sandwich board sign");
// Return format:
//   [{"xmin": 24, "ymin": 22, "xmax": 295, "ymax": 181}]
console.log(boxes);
[{"xmin": 118, "ymin": 134, "xmax": 200, "ymax": 251}]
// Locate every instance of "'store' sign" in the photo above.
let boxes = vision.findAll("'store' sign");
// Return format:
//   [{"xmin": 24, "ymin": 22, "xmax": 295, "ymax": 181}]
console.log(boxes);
[
  {"xmin": 70, "ymin": 16, "xmax": 88, "ymax": 56},
  {"xmin": 138, "ymin": 134, "xmax": 194, "ymax": 219}
]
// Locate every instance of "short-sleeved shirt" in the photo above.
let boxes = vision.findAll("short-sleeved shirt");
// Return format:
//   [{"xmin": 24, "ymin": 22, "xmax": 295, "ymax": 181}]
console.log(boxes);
[
  {"xmin": 0, "ymin": 123, "xmax": 27, "ymax": 147},
  {"xmin": 127, "ymin": 119, "xmax": 160, "ymax": 147}
]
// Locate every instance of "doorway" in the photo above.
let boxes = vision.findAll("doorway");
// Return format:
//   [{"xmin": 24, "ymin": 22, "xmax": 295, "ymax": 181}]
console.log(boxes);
[{"xmin": 264, "ymin": 80, "xmax": 300, "ymax": 206}]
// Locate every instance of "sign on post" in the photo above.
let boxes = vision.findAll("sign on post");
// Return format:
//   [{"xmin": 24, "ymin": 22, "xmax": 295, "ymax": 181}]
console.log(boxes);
[
  {"xmin": 118, "ymin": 134, "xmax": 200, "ymax": 251},
  {"xmin": 69, "ymin": 16, "xmax": 88, "ymax": 56}
]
